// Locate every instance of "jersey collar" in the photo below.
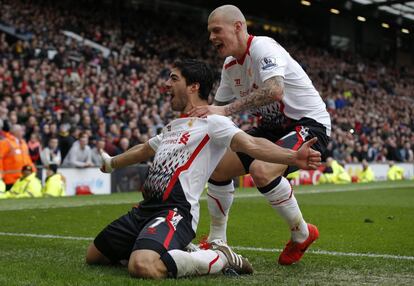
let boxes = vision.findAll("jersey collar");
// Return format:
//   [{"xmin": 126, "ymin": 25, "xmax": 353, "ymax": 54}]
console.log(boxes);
[{"xmin": 236, "ymin": 34, "xmax": 254, "ymax": 65}]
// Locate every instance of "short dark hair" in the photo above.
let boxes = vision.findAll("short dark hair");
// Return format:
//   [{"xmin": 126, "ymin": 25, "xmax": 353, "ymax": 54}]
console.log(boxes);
[
  {"xmin": 22, "ymin": 165, "xmax": 33, "ymax": 172},
  {"xmin": 172, "ymin": 59, "xmax": 214, "ymax": 100},
  {"xmin": 48, "ymin": 164, "xmax": 58, "ymax": 173}
]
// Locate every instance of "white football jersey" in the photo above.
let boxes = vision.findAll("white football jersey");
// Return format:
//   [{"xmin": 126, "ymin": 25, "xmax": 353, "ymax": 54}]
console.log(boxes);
[
  {"xmin": 141, "ymin": 114, "xmax": 241, "ymax": 232},
  {"xmin": 216, "ymin": 35, "xmax": 331, "ymax": 136}
]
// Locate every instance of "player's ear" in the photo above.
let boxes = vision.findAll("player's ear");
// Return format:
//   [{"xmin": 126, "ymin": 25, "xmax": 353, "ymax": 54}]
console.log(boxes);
[
  {"xmin": 190, "ymin": 82, "xmax": 200, "ymax": 92},
  {"xmin": 234, "ymin": 21, "xmax": 243, "ymax": 32}
]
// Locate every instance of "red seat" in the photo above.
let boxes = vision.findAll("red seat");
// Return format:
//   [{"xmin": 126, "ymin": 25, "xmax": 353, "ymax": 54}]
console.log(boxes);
[{"xmin": 75, "ymin": 185, "xmax": 93, "ymax": 195}]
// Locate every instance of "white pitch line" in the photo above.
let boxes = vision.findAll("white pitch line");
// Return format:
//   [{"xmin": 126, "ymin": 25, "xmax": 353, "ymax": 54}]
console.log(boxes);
[
  {"xmin": 0, "ymin": 232, "xmax": 91, "ymax": 241},
  {"xmin": 1, "ymin": 231, "xmax": 413, "ymax": 261},
  {"xmin": 233, "ymin": 246, "xmax": 414, "ymax": 261}
]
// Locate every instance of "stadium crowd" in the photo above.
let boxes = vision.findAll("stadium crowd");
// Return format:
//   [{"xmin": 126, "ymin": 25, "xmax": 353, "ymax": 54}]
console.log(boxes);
[{"xmin": 0, "ymin": 0, "xmax": 413, "ymax": 188}]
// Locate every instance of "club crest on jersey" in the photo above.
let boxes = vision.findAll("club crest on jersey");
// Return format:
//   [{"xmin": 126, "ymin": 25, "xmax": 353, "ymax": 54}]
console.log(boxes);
[
  {"xmin": 297, "ymin": 126, "xmax": 310, "ymax": 141},
  {"xmin": 170, "ymin": 210, "xmax": 183, "ymax": 230},
  {"xmin": 179, "ymin": 131, "xmax": 190, "ymax": 145},
  {"xmin": 234, "ymin": 78, "xmax": 242, "ymax": 86},
  {"xmin": 260, "ymin": 57, "xmax": 277, "ymax": 70}
]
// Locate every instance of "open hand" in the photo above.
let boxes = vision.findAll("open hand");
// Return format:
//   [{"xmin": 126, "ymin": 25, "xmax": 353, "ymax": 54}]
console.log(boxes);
[{"xmin": 295, "ymin": 137, "xmax": 321, "ymax": 170}]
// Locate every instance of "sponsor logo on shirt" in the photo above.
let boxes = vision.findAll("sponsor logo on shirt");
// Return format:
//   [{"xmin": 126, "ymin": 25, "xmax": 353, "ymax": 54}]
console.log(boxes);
[
  {"xmin": 146, "ymin": 227, "xmax": 157, "ymax": 234},
  {"xmin": 260, "ymin": 57, "xmax": 277, "ymax": 70}
]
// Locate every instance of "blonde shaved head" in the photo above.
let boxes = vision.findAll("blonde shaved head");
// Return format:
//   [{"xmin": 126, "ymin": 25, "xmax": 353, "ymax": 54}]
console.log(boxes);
[
  {"xmin": 207, "ymin": 5, "xmax": 250, "ymax": 59},
  {"xmin": 208, "ymin": 5, "xmax": 247, "ymax": 30}
]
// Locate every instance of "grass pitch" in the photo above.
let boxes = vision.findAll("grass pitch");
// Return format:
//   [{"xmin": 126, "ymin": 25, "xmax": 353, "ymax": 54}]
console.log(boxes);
[{"xmin": 0, "ymin": 181, "xmax": 413, "ymax": 285}]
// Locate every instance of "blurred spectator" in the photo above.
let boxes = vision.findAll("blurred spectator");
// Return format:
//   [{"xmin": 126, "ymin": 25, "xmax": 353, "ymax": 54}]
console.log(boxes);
[
  {"xmin": 116, "ymin": 137, "xmax": 130, "ymax": 155},
  {"xmin": 0, "ymin": 165, "xmax": 42, "ymax": 199},
  {"xmin": 0, "ymin": 124, "xmax": 35, "ymax": 190},
  {"xmin": 385, "ymin": 137, "xmax": 402, "ymax": 162},
  {"xmin": 27, "ymin": 132, "xmax": 42, "ymax": 165},
  {"xmin": 91, "ymin": 137, "xmax": 106, "ymax": 166},
  {"xmin": 104, "ymin": 133, "xmax": 120, "ymax": 156},
  {"xmin": 57, "ymin": 124, "xmax": 73, "ymax": 161},
  {"xmin": 357, "ymin": 160, "xmax": 375, "ymax": 183},
  {"xmin": 40, "ymin": 136, "xmax": 62, "ymax": 166},
  {"xmin": 0, "ymin": 120, "xmax": 6, "ymax": 139},
  {"xmin": 387, "ymin": 161, "xmax": 405, "ymax": 181},
  {"xmin": 399, "ymin": 142, "xmax": 414, "ymax": 162},
  {"xmin": 42, "ymin": 164, "xmax": 65, "ymax": 197},
  {"xmin": 62, "ymin": 132, "xmax": 93, "ymax": 168},
  {"xmin": 319, "ymin": 157, "xmax": 352, "ymax": 184}
]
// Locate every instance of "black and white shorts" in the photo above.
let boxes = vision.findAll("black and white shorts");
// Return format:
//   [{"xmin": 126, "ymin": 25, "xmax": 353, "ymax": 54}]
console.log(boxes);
[
  {"xmin": 237, "ymin": 117, "xmax": 330, "ymax": 175},
  {"xmin": 93, "ymin": 207, "xmax": 194, "ymax": 263}
]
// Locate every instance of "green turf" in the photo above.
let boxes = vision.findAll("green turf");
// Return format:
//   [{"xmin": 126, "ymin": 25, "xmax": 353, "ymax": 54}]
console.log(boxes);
[{"xmin": 1, "ymin": 181, "xmax": 414, "ymax": 285}]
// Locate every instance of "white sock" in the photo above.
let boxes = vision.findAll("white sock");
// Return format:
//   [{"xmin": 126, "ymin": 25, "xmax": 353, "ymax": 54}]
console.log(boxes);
[
  {"xmin": 168, "ymin": 249, "xmax": 226, "ymax": 278},
  {"xmin": 207, "ymin": 180, "xmax": 234, "ymax": 242},
  {"xmin": 261, "ymin": 176, "xmax": 309, "ymax": 243}
]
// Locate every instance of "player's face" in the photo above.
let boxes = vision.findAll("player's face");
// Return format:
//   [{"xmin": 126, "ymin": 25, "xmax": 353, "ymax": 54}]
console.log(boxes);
[
  {"xmin": 165, "ymin": 68, "xmax": 188, "ymax": 112},
  {"xmin": 208, "ymin": 15, "xmax": 238, "ymax": 58}
]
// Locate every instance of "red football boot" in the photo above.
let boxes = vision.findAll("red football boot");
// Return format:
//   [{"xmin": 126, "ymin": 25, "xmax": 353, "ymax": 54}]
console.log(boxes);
[{"xmin": 278, "ymin": 223, "xmax": 319, "ymax": 265}]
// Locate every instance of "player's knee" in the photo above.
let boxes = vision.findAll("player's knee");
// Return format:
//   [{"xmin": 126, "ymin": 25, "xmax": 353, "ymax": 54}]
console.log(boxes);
[
  {"xmin": 249, "ymin": 161, "xmax": 285, "ymax": 187},
  {"xmin": 249, "ymin": 162, "xmax": 273, "ymax": 186}
]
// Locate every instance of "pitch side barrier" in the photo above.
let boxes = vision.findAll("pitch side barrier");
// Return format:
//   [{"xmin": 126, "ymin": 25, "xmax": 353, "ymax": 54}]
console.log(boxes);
[
  {"xmin": 39, "ymin": 164, "xmax": 237, "ymax": 195},
  {"xmin": 284, "ymin": 163, "xmax": 414, "ymax": 186},
  {"xmin": 37, "ymin": 163, "xmax": 413, "ymax": 195},
  {"xmin": 39, "ymin": 165, "xmax": 148, "ymax": 195}
]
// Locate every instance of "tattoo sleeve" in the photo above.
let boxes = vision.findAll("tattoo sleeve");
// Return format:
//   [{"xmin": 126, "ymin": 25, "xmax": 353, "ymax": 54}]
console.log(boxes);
[{"xmin": 224, "ymin": 76, "xmax": 284, "ymax": 115}]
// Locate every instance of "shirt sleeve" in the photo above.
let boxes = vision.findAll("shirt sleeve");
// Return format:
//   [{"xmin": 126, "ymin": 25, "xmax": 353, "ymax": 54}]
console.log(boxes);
[
  {"xmin": 214, "ymin": 65, "xmax": 236, "ymax": 103},
  {"xmin": 207, "ymin": 115, "xmax": 242, "ymax": 147},
  {"xmin": 148, "ymin": 133, "xmax": 163, "ymax": 151},
  {"xmin": 253, "ymin": 38, "xmax": 288, "ymax": 82}
]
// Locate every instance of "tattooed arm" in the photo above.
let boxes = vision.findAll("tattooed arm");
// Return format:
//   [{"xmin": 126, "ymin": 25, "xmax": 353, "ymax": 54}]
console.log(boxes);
[
  {"xmin": 224, "ymin": 76, "xmax": 284, "ymax": 116},
  {"xmin": 188, "ymin": 76, "xmax": 284, "ymax": 117}
]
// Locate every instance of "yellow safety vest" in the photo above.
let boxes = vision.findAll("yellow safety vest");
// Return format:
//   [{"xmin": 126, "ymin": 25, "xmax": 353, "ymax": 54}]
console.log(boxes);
[
  {"xmin": 7, "ymin": 173, "xmax": 42, "ymax": 198},
  {"xmin": 0, "ymin": 179, "xmax": 5, "ymax": 193},
  {"xmin": 358, "ymin": 167, "xmax": 375, "ymax": 183},
  {"xmin": 43, "ymin": 174, "xmax": 66, "ymax": 197},
  {"xmin": 387, "ymin": 166, "xmax": 404, "ymax": 181}
]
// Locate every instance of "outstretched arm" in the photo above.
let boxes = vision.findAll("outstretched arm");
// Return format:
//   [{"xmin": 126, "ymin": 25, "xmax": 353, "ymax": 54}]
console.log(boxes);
[
  {"xmin": 230, "ymin": 132, "xmax": 321, "ymax": 170},
  {"xmin": 101, "ymin": 142, "xmax": 156, "ymax": 173},
  {"xmin": 188, "ymin": 76, "xmax": 284, "ymax": 117}
]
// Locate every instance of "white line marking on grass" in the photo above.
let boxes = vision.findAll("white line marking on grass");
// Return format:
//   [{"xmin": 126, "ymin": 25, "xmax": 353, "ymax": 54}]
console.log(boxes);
[
  {"xmin": 233, "ymin": 246, "xmax": 414, "ymax": 261},
  {"xmin": 1, "ymin": 232, "xmax": 413, "ymax": 261},
  {"xmin": 0, "ymin": 232, "xmax": 92, "ymax": 241}
]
